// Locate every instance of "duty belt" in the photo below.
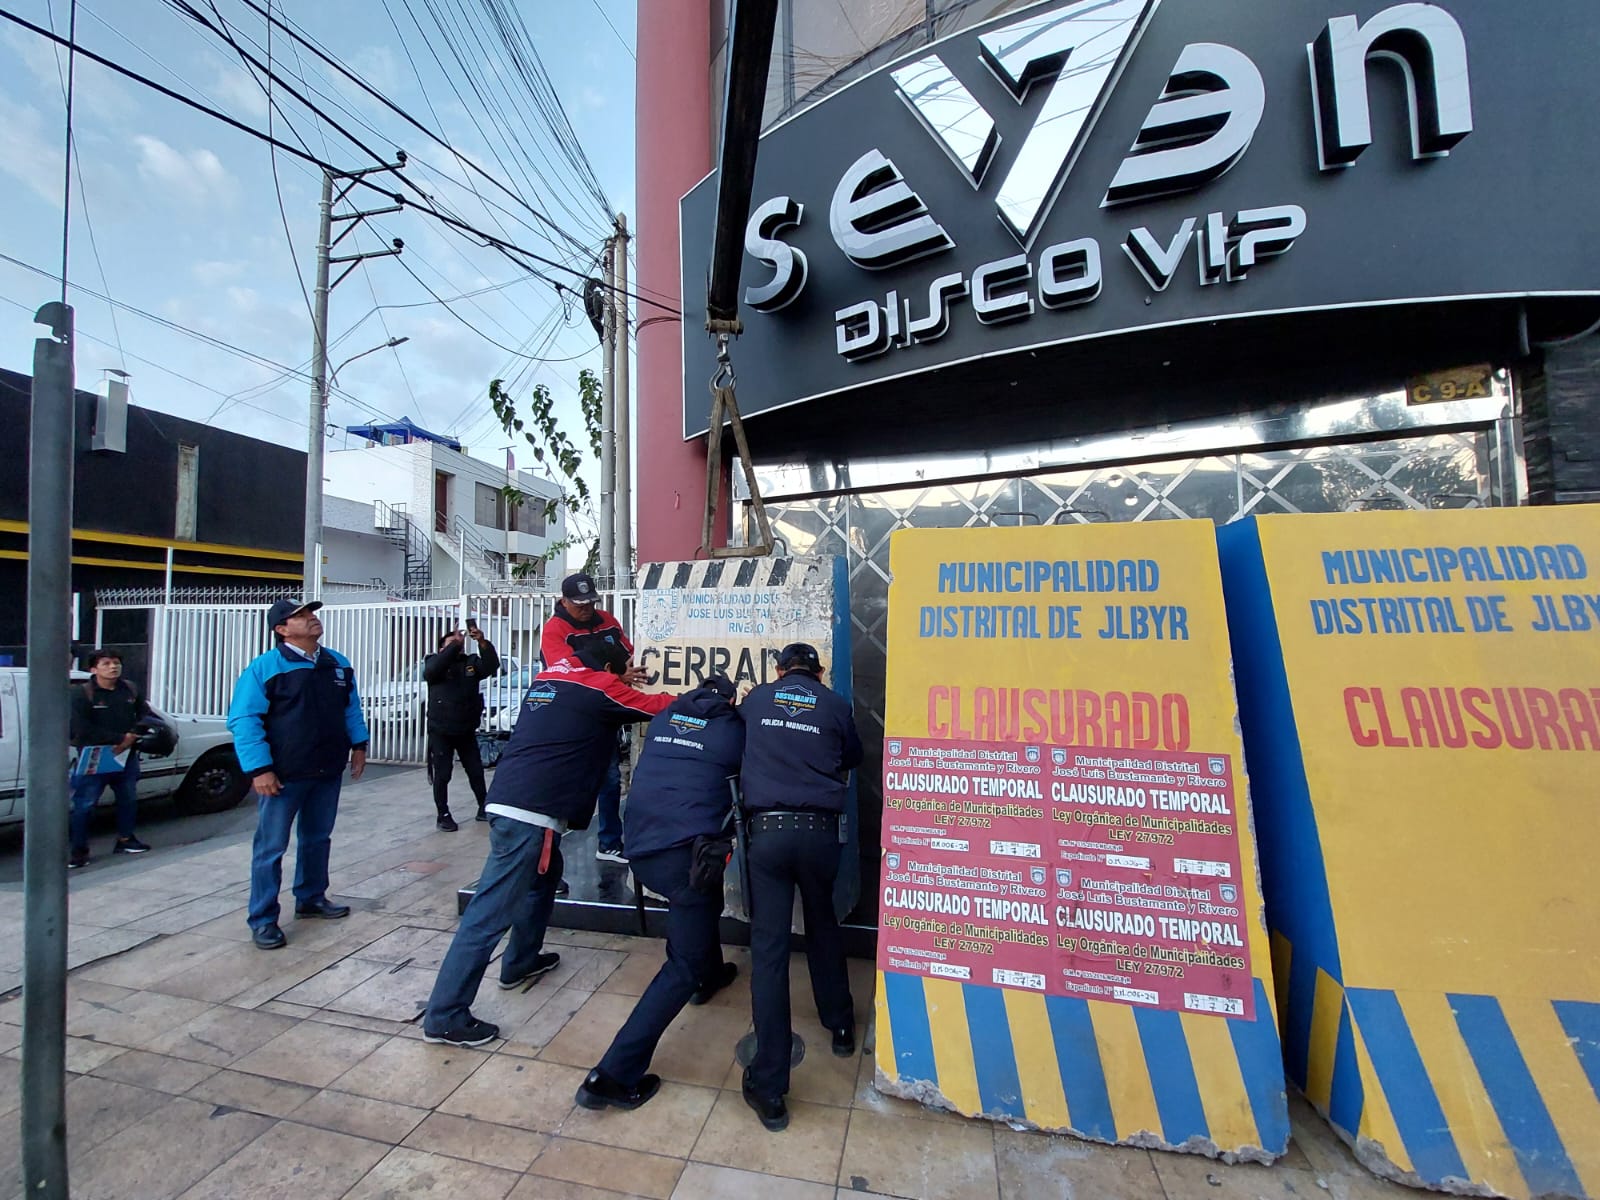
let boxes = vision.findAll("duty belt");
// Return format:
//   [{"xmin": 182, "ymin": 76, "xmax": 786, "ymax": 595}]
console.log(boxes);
[{"xmin": 748, "ymin": 809, "xmax": 839, "ymax": 834}]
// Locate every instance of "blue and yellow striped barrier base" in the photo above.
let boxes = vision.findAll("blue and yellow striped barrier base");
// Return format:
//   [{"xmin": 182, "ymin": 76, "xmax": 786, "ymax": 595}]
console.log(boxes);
[
  {"xmin": 874, "ymin": 970, "xmax": 1291, "ymax": 1160},
  {"xmin": 1280, "ymin": 946, "xmax": 1599, "ymax": 1199}
]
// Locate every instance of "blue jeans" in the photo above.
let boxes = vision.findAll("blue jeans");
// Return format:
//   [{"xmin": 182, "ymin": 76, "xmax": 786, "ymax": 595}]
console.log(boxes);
[
  {"xmin": 597, "ymin": 846, "xmax": 726, "ymax": 1086},
  {"xmin": 596, "ymin": 753, "xmax": 622, "ymax": 849},
  {"xmin": 424, "ymin": 816, "xmax": 563, "ymax": 1034},
  {"xmin": 69, "ymin": 752, "xmax": 140, "ymax": 853},
  {"xmin": 248, "ymin": 777, "xmax": 342, "ymax": 932}
]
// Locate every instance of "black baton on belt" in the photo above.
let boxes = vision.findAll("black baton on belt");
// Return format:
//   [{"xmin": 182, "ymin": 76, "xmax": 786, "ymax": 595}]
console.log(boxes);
[{"xmin": 729, "ymin": 777, "xmax": 753, "ymax": 920}]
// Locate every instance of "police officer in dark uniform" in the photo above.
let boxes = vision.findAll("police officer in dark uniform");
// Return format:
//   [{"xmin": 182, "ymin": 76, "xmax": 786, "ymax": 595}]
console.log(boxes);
[
  {"xmin": 576, "ymin": 675, "xmax": 745, "ymax": 1112},
  {"xmin": 738, "ymin": 643, "xmax": 862, "ymax": 1132},
  {"xmin": 424, "ymin": 624, "xmax": 500, "ymax": 830}
]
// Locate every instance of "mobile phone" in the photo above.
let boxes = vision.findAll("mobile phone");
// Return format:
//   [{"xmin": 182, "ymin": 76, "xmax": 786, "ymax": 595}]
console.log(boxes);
[{"xmin": 466, "ymin": 618, "xmax": 479, "ymax": 632}]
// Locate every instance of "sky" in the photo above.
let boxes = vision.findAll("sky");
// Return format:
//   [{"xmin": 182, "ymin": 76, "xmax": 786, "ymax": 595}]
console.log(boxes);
[{"xmin": 0, "ymin": 0, "xmax": 639, "ymax": 526}]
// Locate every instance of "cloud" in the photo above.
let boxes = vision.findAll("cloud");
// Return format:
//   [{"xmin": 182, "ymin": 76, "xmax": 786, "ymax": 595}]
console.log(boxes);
[
  {"xmin": 579, "ymin": 86, "xmax": 607, "ymax": 110},
  {"xmin": 208, "ymin": 61, "xmax": 270, "ymax": 122},
  {"xmin": 133, "ymin": 135, "xmax": 236, "ymax": 206},
  {"xmin": 0, "ymin": 95, "xmax": 65, "ymax": 205},
  {"xmin": 192, "ymin": 259, "xmax": 248, "ymax": 286}
]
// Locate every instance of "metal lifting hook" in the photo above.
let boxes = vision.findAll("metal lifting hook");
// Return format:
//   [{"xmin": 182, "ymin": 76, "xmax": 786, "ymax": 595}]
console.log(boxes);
[{"xmin": 711, "ymin": 331, "xmax": 736, "ymax": 391}]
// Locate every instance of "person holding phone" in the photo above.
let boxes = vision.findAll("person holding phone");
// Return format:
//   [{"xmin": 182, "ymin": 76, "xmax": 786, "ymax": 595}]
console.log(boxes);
[{"xmin": 424, "ymin": 621, "xmax": 500, "ymax": 830}]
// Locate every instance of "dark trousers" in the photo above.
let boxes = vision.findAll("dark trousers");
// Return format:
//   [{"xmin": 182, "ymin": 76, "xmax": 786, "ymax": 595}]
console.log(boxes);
[
  {"xmin": 424, "ymin": 816, "xmax": 562, "ymax": 1034},
  {"xmin": 596, "ymin": 846, "xmax": 726, "ymax": 1086},
  {"xmin": 746, "ymin": 822, "xmax": 854, "ymax": 1099},
  {"xmin": 248, "ymin": 777, "xmax": 341, "ymax": 932},
  {"xmin": 428, "ymin": 729, "xmax": 486, "ymax": 816},
  {"xmin": 69, "ymin": 752, "xmax": 140, "ymax": 853}
]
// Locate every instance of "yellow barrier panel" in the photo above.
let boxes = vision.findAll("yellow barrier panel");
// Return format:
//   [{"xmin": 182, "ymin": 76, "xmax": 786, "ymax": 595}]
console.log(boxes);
[
  {"xmin": 1218, "ymin": 509, "xmax": 1600, "ymax": 1199},
  {"xmin": 874, "ymin": 523, "xmax": 1289, "ymax": 1160}
]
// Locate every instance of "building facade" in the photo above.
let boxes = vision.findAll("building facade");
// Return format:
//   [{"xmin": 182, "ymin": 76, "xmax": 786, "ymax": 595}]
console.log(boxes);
[
  {"xmin": 636, "ymin": 0, "xmax": 1600, "ymax": 920},
  {"xmin": 0, "ymin": 367, "xmax": 306, "ymax": 667},
  {"xmin": 325, "ymin": 419, "xmax": 569, "ymax": 595}
]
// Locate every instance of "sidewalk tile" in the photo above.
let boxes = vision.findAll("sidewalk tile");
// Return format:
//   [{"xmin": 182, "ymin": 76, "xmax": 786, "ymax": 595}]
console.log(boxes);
[
  {"xmin": 63, "ymin": 1075, "xmax": 174, "ymax": 1149},
  {"xmin": 673, "ymin": 1162, "xmax": 835, "ymax": 1200},
  {"xmin": 342, "ymin": 1146, "xmax": 521, "ymax": 1199},
  {"xmin": 782, "ymin": 1033, "xmax": 860, "ymax": 1109},
  {"xmin": 541, "ymin": 946, "xmax": 626, "ymax": 993},
  {"xmin": 559, "ymin": 1079, "xmax": 716, "ymax": 1157},
  {"xmin": 597, "ymin": 948, "xmax": 666, "ymax": 997},
  {"xmin": 77, "ymin": 931, "xmax": 239, "ymax": 988},
  {"xmin": 839, "ymin": 1109, "xmax": 999, "ymax": 1200},
  {"xmin": 186, "ymin": 1068, "xmax": 317, "ymax": 1119},
  {"xmin": 331, "ymin": 1034, "xmax": 490, "ymax": 1108},
  {"xmin": 1151, "ymin": 1152, "xmax": 1329, "ymax": 1200},
  {"xmin": 66, "ymin": 927, "xmax": 162, "ymax": 970},
  {"xmin": 401, "ymin": 1112, "xmax": 547, "ymax": 1172},
  {"xmin": 498, "ymin": 985, "xmax": 592, "ymax": 1056},
  {"xmin": 537, "ymin": 991, "xmax": 645, "ymax": 1071},
  {"xmin": 690, "ymin": 1091, "xmax": 848, "ymax": 1185},
  {"xmin": 356, "ymin": 924, "xmax": 450, "ymax": 966},
  {"xmin": 275, "ymin": 957, "xmax": 388, "ymax": 1007},
  {"xmin": 122, "ymin": 895, "xmax": 247, "ymax": 936},
  {"xmin": 0, "ymin": 1023, "xmax": 18, "ymax": 1056},
  {"xmin": 92, "ymin": 1049, "xmax": 220, "ymax": 1095},
  {"xmin": 0, "ymin": 1056, "xmax": 15, "ymax": 1118},
  {"xmin": 993, "ymin": 1128, "xmax": 1162, "ymax": 1199},
  {"xmin": 507, "ymin": 1181, "xmax": 645, "ymax": 1200},
  {"xmin": 66, "ymin": 989, "xmax": 214, "ymax": 1049},
  {"xmin": 525, "ymin": 1136, "xmax": 684, "ymax": 1200},
  {"xmin": 4, "ymin": 1035, "xmax": 127, "ymax": 1075},
  {"xmin": 289, "ymin": 1088, "xmax": 429, "ymax": 1143},
  {"xmin": 320, "ymin": 963, "xmax": 435, "ymax": 1022},
  {"xmin": 305, "ymin": 1009, "xmax": 410, "ymax": 1037},
  {"xmin": 70, "ymin": 1095, "xmax": 274, "ymax": 1200},
  {"xmin": 177, "ymin": 1121, "xmax": 388, "ymax": 1200},
  {"xmin": 1286, "ymin": 1095, "xmax": 1361, "ymax": 1176},
  {"xmin": 438, "ymin": 1055, "xmax": 582, "ymax": 1133},
  {"xmin": 147, "ymin": 942, "xmax": 323, "ymax": 1004},
  {"xmin": 231, "ymin": 1020, "xmax": 389, "ymax": 1088},
  {"xmin": 145, "ymin": 1003, "xmax": 299, "ymax": 1066}
]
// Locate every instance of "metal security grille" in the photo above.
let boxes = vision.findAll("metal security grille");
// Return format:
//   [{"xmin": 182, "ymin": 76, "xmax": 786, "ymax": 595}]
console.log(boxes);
[
  {"xmin": 757, "ymin": 430, "xmax": 1497, "ymax": 752},
  {"xmin": 122, "ymin": 591, "xmax": 636, "ymax": 765}
]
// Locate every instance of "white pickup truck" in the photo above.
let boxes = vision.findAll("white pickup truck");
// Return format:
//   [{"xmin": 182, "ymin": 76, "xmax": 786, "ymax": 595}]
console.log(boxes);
[{"xmin": 0, "ymin": 667, "xmax": 249, "ymax": 828}]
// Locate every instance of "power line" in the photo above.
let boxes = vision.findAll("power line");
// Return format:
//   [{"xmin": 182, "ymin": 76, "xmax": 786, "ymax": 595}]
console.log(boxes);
[
  {"xmin": 0, "ymin": 8, "xmax": 679, "ymax": 316},
  {"xmin": 586, "ymin": 0, "xmax": 635, "ymax": 61},
  {"xmin": 57, "ymin": 0, "xmax": 79, "ymax": 305}
]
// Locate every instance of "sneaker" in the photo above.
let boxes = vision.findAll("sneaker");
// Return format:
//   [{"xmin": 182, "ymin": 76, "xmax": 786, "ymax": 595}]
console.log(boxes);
[
  {"xmin": 595, "ymin": 844, "xmax": 628, "ymax": 864},
  {"xmin": 113, "ymin": 836, "xmax": 150, "ymax": 855},
  {"xmin": 556, "ymin": 879, "xmax": 570, "ymax": 896},
  {"xmin": 437, "ymin": 814, "xmax": 459, "ymax": 832},
  {"xmin": 499, "ymin": 951, "xmax": 560, "ymax": 989},
  {"xmin": 68, "ymin": 850, "xmax": 90, "ymax": 870},
  {"xmin": 423, "ymin": 1016, "xmax": 500, "ymax": 1048}
]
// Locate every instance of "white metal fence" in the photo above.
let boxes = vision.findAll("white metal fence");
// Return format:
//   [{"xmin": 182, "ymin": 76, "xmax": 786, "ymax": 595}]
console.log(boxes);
[{"xmin": 119, "ymin": 592, "xmax": 636, "ymax": 765}]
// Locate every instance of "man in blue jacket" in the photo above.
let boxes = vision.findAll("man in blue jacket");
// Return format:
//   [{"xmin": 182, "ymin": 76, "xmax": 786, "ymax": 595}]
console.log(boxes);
[
  {"xmin": 738, "ymin": 643, "xmax": 862, "ymax": 1132},
  {"xmin": 576, "ymin": 676, "xmax": 745, "ymax": 1112},
  {"xmin": 228, "ymin": 598, "xmax": 369, "ymax": 950},
  {"xmin": 421, "ymin": 641, "xmax": 674, "ymax": 1048}
]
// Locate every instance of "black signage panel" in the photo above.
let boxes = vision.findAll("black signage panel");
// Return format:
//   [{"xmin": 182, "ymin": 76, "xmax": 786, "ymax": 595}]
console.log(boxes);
[{"xmin": 680, "ymin": 0, "xmax": 1600, "ymax": 438}]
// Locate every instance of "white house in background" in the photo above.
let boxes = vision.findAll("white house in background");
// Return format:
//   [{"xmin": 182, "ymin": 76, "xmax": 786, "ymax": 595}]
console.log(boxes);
[{"xmin": 322, "ymin": 418, "xmax": 567, "ymax": 598}]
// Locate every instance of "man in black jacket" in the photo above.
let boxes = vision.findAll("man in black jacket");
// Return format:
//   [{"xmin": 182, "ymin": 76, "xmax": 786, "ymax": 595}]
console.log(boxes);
[
  {"xmin": 421, "ymin": 641, "xmax": 674, "ymax": 1048},
  {"xmin": 576, "ymin": 676, "xmax": 745, "ymax": 1112},
  {"xmin": 424, "ymin": 625, "xmax": 500, "ymax": 831},
  {"xmin": 68, "ymin": 649, "xmax": 153, "ymax": 868},
  {"xmin": 738, "ymin": 643, "xmax": 863, "ymax": 1132}
]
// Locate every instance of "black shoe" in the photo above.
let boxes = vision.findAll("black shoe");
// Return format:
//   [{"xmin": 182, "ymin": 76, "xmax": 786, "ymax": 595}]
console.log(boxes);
[
  {"xmin": 575, "ymin": 1068, "xmax": 661, "ymax": 1111},
  {"xmin": 690, "ymin": 962, "xmax": 737, "ymax": 1006},
  {"xmin": 437, "ymin": 814, "xmax": 459, "ymax": 832},
  {"xmin": 499, "ymin": 951, "xmax": 560, "ymax": 989},
  {"xmin": 556, "ymin": 879, "xmax": 570, "ymax": 896},
  {"xmin": 68, "ymin": 850, "xmax": 90, "ymax": 870},
  {"xmin": 831, "ymin": 1024, "xmax": 857, "ymax": 1057},
  {"xmin": 113, "ymin": 836, "xmax": 151, "ymax": 855},
  {"xmin": 294, "ymin": 899, "xmax": 352, "ymax": 919},
  {"xmin": 252, "ymin": 923, "xmax": 287, "ymax": 950},
  {"xmin": 742, "ymin": 1077, "xmax": 789, "ymax": 1132},
  {"xmin": 422, "ymin": 1016, "xmax": 500, "ymax": 1048},
  {"xmin": 475, "ymin": 807, "xmax": 488, "ymax": 823}
]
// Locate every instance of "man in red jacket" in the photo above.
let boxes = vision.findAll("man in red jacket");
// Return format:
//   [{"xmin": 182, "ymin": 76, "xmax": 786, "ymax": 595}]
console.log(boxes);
[{"xmin": 540, "ymin": 572, "xmax": 645, "ymax": 862}]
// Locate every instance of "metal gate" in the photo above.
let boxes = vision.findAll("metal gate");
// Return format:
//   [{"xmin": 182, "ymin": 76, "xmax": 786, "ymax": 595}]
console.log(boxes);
[{"xmin": 118, "ymin": 592, "xmax": 635, "ymax": 765}]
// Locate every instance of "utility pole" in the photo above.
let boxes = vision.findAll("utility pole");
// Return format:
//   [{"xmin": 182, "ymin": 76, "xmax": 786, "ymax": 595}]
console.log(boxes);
[
  {"xmin": 23, "ymin": 300, "xmax": 74, "ymax": 1199},
  {"xmin": 598, "ymin": 236, "xmax": 616, "ymax": 586},
  {"xmin": 613, "ymin": 214, "xmax": 632, "ymax": 587},
  {"xmin": 302, "ymin": 154, "xmax": 408, "ymax": 598}
]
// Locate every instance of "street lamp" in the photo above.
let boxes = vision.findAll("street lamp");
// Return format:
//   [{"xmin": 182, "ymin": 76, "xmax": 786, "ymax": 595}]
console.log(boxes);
[
  {"xmin": 330, "ymin": 335, "xmax": 409, "ymax": 392},
  {"xmin": 305, "ymin": 335, "xmax": 409, "ymax": 599}
]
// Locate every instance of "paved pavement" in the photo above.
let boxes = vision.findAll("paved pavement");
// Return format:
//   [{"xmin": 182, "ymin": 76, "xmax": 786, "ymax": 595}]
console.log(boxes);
[{"xmin": 0, "ymin": 769, "xmax": 1422, "ymax": 1199}]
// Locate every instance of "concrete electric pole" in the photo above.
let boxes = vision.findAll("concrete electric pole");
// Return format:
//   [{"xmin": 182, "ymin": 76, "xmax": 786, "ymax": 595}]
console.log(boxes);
[
  {"xmin": 613, "ymin": 214, "xmax": 632, "ymax": 587},
  {"xmin": 599, "ymin": 236, "xmax": 616, "ymax": 586},
  {"xmin": 302, "ymin": 155, "xmax": 408, "ymax": 597}
]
